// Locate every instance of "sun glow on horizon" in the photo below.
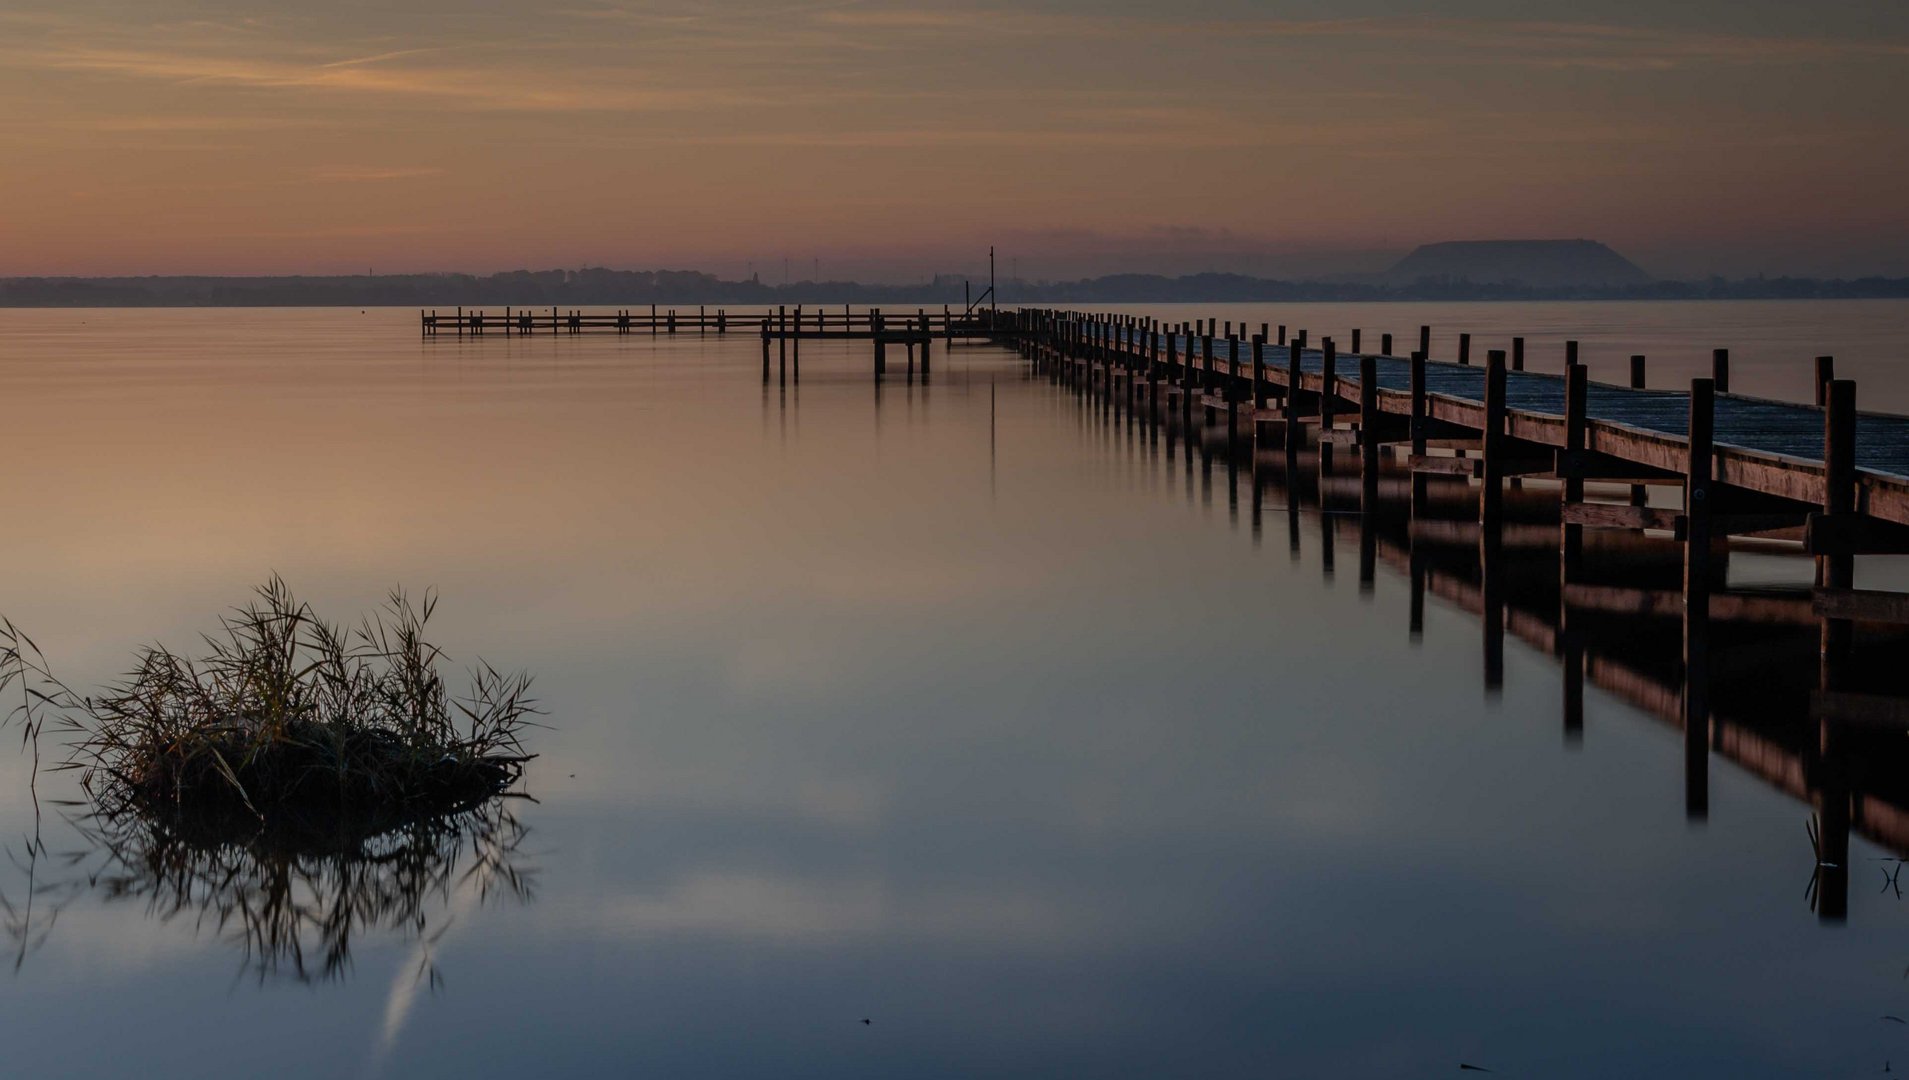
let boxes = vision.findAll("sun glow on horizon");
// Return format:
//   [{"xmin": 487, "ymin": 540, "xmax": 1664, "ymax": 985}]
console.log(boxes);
[{"xmin": 2, "ymin": 0, "xmax": 1906, "ymax": 280}]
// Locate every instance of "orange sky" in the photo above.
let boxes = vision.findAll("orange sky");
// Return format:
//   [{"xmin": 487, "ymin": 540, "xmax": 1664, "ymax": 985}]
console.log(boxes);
[{"xmin": 3, "ymin": 1, "xmax": 1907, "ymax": 280}]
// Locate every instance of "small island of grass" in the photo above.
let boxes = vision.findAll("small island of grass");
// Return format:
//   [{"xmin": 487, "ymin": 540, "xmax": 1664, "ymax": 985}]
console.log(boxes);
[{"xmin": 3, "ymin": 578, "xmax": 537, "ymax": 839}]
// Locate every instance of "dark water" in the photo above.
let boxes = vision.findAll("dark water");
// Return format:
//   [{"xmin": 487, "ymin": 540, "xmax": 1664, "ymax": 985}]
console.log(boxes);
[{"xmin": 2, "ymin": 303, "xmax": 1908, "ymax": 1078}]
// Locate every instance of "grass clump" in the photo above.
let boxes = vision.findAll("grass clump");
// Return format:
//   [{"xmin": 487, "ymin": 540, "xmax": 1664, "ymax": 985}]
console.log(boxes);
[{"xmin": 2, "ymin": 577, "xmax": 536, "ymax": 828}]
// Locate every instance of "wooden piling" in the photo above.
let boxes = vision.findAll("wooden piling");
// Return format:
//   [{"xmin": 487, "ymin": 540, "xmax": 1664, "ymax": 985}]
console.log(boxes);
[
  {"xmin": 1458, "ymin": 333, "xmax": 1471, "ymax": 366},
  {"xmin": 1284, "ymin": 338, "xmax": 1303, "ymax": 455},
  {"xmin": 1820, "ymin": 379, "xmax": 1858, "ymax": 689},
  {"xmin": 1562, "ymin": 363, "xmax": 1588, "ymax": 574},
  {"xmin": 1381, "ymin": 332, "xmax": 1393, "ymax": 356},
  {"xmin": 1409, "ymin": 350, "xmax": 1428, "ymax": 516},
  {"xmin": 1683, "ymin": 377, "xmax": 1716, "ymax": 820},
  {"xmin": 1815, "ymin": 356, "xmax": 1835, "ymax": 406},
  {"xmin": 1320, "ymin": 337, "xmax": 1337, "ymax": 437},
  {"xmin": 1251, "ymin": 335, "xmax": 1266, "ymax": 410},
  {"xmin": 1712, "ymin": 348, "xmax": 1730, "ymax": 394},
  {"xmin": 1418, "ymin": 325, "xmax": 1430, "ymax": 357},
  {"xmin": 1480, "ymin": 350, "xmax": 1506, "ymax": 527},
  {"xmin": 1359, "ymin": 354, "xmax": 1380, "ymax": 503}
]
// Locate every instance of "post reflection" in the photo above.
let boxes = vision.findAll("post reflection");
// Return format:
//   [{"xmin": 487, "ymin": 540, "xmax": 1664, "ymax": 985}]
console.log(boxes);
[{"xmin": 1061, "ymin": 364, "xmax": 1909, "ymax": 924}]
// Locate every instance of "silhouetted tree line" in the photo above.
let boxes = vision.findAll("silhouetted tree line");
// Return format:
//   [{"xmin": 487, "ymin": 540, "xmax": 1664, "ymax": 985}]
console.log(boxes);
[{"xmin": 3, "ymin": 268, "xmax": 1907, "ymax": 307}]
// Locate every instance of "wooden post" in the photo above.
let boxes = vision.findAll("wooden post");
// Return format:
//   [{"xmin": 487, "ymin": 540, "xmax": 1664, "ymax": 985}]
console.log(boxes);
[
  {"xmin": 1511, "ymin": 337, "xmax": 1524, "ymax": 372},
  {"xmin": 1562, "ymin": 363, "xmax": 1587, "ymax": 575},
  {"xmin": 1820, "ymin": 379, "xmax": 1857, "ymax": 689},
  {"xmin": 1278, "ymin": 324, "xmax": 1287, "ymax": 347},
  {"xmin": 1381, "ymin": 332, "xmax": 1393, "ymax": 356},
  {"xmin": 1409, "ymin": 350, "xmax": 1428, "ymax": 517},
  {"xmin": 1351, "ymin": 328, "xmax": 1362, "ymax": 354},
  {"xmin": 1817, "ymin": 378, "xmax": 1854, "ymax": 919},
  {"xmin": 1166, "ymin": 327, "xmax": 1179, "ymax": 398},
  {"xmin": 1683, "ymin": 377, "xmax": 1715, "ymax": 820},
  {"xmin": 761, "ymin": 325, "xmax": 771, "ymax": 382},
  {"xmin": 1712, "ymin": 348, "xmax": 1730, "ymax": 394},
  {"xmin": 1561, "ymin": 360, "xmax": 1587, "ymax": 741},
  {"xmin": 699, "ymin": 304, "xmax": 706, "ymax": 335},
  {"xmin": 1565, "ymin": 339, "xmax": 1579, "ymax": 368},
  {"xmin": 1284, "ymin": 338, "xmax": 1303, "ymax": 455},
  {"xmin": 1359, "ymin": 354, "xmax": 1380, "ymax": 506},
  {"xmin": 1252, "ymin": 335, "xmax": 1266, "ymax": 410},
  {"xmin": 1418, "ymin": 325, "xmax": 1430, "ymax": 357},
  {"xmin": 1480, "ymin": 350, "xmax": 1506, "ymax": 528},
  {"xmin": 1458, "ymin": 332, "xmax": 1471, "ymax": 366},
  {"xmin": 1148, "ymin": 327, "xmax": 1160, "ymax": 419},
  {"xmin": 1815, "ymin": 356, "xmax": 1835, "ymax": 406},
  {"xmin": 1320, "ymin": 337, "xmax": 1337, "ymax": 436},
  {"xmin": 1629, "ymin": 356, "xmax": 1649, "ymax": 505}
]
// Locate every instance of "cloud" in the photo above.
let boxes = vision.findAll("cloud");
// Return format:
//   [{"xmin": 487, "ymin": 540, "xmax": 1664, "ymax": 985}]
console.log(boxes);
[{"xmin": 305, "ymin": 165, "xmax": 444, "ymax": 183}]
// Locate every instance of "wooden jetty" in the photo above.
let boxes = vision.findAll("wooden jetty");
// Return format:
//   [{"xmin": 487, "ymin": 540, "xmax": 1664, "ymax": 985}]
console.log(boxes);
[
  {"xmin": 1001, "ymin": 307, "xmax": 1909, "ymax": 924},
  {"xmin": 423, "ymin": 303, "xmax": 996, "ymax": 384}
]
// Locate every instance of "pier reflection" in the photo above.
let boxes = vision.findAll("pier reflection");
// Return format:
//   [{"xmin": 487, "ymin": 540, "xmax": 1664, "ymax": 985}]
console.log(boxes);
[{"xmin": 1072, "ymin": 370, "xmax": 1909, "ymax": 927}]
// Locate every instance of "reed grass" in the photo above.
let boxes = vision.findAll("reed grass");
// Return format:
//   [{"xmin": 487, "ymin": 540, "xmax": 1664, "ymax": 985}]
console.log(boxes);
[{"xmin": 1, "ymin": 577, "xmax": 536, "ymax": 823}]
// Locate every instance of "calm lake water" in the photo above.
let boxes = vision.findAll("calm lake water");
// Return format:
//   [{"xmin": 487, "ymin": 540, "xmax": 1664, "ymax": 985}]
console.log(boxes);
[{"xmin": 2, "ymin": 301, "xmax": 1908, "ymax": 1077}]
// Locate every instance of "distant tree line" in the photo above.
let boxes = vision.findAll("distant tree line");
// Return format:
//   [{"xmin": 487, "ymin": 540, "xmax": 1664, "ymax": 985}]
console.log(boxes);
[{"xmin": 3, "ymin": 267, "xmax": 1907, "ymax": 307}]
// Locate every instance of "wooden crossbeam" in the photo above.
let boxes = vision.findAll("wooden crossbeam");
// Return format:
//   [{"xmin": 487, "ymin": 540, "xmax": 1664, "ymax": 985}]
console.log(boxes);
[
  {"xmin": 1410, "ymin": 454, "xmax": 1552, "ymax": 479},
  {"xmin": 1813, "ymin": 690, "xmax": 1909, "ymax": 730},
  {"xmin": 1554, "ymin": 449, "xmax": 1681, "ymax": 481},
  {"xmin": 1806, "ymin": 512, "xmax": 1909, "ymax": 556},
  {"xmin": 1562, "ymin": 502, "xmax": 1683, "ymax": 532},
  {"xmin": 1814, "ymin": 587, "xmax": 1909, "ymax": 624},
  {"xmin": 1566, "ymin": 584, "xmax": 1814, "ymax": 624}
]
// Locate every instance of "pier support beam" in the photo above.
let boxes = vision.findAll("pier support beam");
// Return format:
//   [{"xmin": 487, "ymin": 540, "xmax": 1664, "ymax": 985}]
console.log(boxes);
[{"xmin": 1683, "ymin": 377, "xmax": 1715, "ymax": 821}]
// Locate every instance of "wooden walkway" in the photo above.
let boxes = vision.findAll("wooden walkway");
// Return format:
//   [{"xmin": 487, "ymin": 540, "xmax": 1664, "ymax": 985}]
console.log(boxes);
[
  {"xmin": 422, "ymin": 304, "xmax": 993, "ymax": 342},
  {"xmin": 1004, "ymin": 307, "xmax": 1909, "ymax": 783}
]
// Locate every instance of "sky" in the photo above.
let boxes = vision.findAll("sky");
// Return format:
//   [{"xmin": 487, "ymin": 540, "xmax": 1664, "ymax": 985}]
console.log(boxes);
[{"xmin": 2, "ymin": 0, "xmax": 1907, "ymax": 281}]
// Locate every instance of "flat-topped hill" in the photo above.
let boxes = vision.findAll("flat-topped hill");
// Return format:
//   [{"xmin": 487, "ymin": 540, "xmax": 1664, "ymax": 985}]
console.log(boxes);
[{"xmin": 1386, "ymin": 239, "xmax": 1653, "ymax": 288}]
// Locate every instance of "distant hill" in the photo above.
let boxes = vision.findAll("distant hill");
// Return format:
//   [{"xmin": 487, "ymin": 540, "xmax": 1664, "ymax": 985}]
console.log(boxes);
[{"xmin": 1386, "ymin": 240, "xmax": 1653, "ymax": 288}]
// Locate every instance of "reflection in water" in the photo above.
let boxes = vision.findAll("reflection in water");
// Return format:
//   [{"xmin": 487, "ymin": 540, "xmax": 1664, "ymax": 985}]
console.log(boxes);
[
  {"xmin": 5, "ymin": 796, "xmax": 534, "ymax": 987},
  {"xmin": 1071, "ymin": 358, "xmax": 1909, "ymax": 928}
]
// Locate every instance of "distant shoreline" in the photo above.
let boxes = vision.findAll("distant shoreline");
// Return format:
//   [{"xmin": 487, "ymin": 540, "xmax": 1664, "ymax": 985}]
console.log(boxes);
[{"xmin": 3, "ymin": 269, "xmax": 1907, "ymax": 308}]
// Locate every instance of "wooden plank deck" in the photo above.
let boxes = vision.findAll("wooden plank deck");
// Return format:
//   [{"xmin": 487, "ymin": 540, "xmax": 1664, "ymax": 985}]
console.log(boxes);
[{"xmin": 1118, "ymin": 328, "xmax": 1909, "ymax": 526}]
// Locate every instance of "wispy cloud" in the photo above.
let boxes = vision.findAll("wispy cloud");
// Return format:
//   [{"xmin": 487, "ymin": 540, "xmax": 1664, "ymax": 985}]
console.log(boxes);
[
  {"xmin": 807, "ymin": 7, "xmax": 1909, "ymax": 69},
  {"xmin": 305, "ymin": 165, "xmax": 444, "ymax": 183}
]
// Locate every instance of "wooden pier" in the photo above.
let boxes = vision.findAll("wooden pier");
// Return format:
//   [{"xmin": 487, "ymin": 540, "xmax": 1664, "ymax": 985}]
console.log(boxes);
[
  {"xmin": 423, "ymin": 303, "xmax": 997, "ymax": 383},
  {"xmin": 1000, "ymin": 306, "xmax": 1909, "ymax": 924}
]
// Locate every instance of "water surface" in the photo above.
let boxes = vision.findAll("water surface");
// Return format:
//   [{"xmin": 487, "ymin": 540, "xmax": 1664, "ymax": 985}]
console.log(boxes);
[{"xmin": 2, "ymin": 303, "xmax": 1909, "ymax": 1077}]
